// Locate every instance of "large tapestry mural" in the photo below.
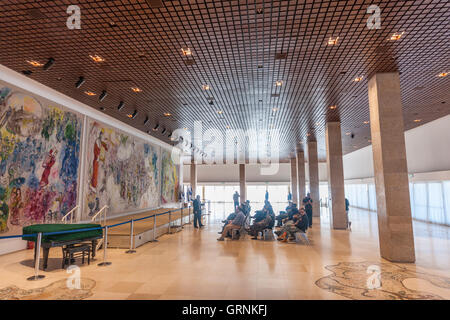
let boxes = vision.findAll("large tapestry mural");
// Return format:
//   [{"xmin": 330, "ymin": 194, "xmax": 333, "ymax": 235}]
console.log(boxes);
[
  {"xmin": 160, "ymin": 149, "xmax": 179, "ymax": 204},
  {"xmin": 0, "ymin": 86, "xmax": 82, "ymax": 234},
  {"xmin": 84, "ymin": 120, "xmax": 160, "ymax": 218}
]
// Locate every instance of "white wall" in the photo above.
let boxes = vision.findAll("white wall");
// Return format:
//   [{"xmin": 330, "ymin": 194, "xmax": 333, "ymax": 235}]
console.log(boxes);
[
  {"xmin": 184, "ymin": 114, "xmax": 450, "ymax": 183},
  {"xmin": 343, "ymin": 114, "xmax": 450, "ymax": 179},
  {"xmin": 183, "ymin": 162, "xmax": 329, "ymax": 183}
]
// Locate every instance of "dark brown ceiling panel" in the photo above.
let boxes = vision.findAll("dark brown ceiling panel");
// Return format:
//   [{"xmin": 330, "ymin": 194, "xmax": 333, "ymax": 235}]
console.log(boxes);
[{"xmin": 0, "ymin": 0, "xmax": 448, "ymax": 164}]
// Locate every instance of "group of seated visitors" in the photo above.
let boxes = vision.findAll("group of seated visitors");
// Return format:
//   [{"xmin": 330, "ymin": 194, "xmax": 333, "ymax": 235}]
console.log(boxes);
[
  {"xmin": 246, "ymin": 200, "xmax": 275, "ymax": 240},
  {"xmin": 217, "ymin": 201, "xmax": 251, "ymax": 241},
  {"xmin": 274, "ymin": 203, "xmax": 309, "ymax": 242}
]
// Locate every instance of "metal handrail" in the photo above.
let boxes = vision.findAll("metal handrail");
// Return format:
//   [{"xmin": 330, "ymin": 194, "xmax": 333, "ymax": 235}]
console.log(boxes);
[
  {"xmin": 61, "ymin": 205, "xmax": 79, "ymax": 224},
  {"xmin": 91, "ymin": 205, "xmax": 109, "ymax": 225}
]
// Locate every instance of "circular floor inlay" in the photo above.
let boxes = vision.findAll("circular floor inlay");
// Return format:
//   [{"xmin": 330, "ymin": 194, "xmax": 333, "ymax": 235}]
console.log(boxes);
[{"xmin": 315, "ymin": 261, "xmax": 450, "ymax": 300}]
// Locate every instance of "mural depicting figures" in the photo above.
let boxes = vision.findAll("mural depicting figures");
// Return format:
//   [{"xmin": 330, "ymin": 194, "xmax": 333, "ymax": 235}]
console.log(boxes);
[
  {"xmin": 160, "ymin": 149, "xmax": 179, "ymax": 204},
  {"xmin": 0, "ymin": 85, "xmax": 82, "ymax": 234},
  {"xmin": 84, "ymin": 121, "xmax": 160, "ymax": 218}
]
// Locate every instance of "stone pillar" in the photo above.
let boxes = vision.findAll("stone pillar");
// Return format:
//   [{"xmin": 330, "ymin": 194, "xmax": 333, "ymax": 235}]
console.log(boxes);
[
  {"xmin": 239, "ymin": 164, "xmax": 246, "ymax": 202},
  {"xmin": 190, "ymin": 159, "xmax": 197, "ymax": 198},
  {"xmin": 368, "ymin": 72, "xmax": 415, "ymax": 262},
  {"xmin": 290, "ymin": 158, "xmax": 298, "ymax": 204},
  {"xmin": 325, "ymin": 122, "xmax": 347, "ymax": 229},
  {"xmin": 308, "ymin": 141, "xmax": 320, "ymax": 217},
  {"xmin": 297, "ymin": 151, "xmax": 306, "ymax": 202}
]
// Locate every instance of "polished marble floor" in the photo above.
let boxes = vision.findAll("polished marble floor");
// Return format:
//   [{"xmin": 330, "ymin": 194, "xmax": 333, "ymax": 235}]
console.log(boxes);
[{"xmin": 0, "ymin": 208, "xmax": 449, "ymax": 300}]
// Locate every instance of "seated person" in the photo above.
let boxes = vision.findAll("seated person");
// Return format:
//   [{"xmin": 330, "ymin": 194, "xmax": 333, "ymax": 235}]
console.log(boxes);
[
  {"xmin": 252, "ymin": 209, "xmax": 266, "ymax": 223},
  {"xmin": 243, "ymin": 200, "xmax": 251, "ymax": 216},
  {"xmin": 217, "ymin": 206, "xmax": 246, "ymax": 241},
  {"xmin": 275, "ymin": 203, "xmax": 296, "ymax": 227},
  {"xmin": 219, "ymin": 205, "xmax": 241, "ymax": 234},
  {"xmin": 247, "ymin": 210, "xmax": 271, "ymax": 239},
  {"xmin": 277, "ymin": 208, "xmax": 309, "ymax": 242}
]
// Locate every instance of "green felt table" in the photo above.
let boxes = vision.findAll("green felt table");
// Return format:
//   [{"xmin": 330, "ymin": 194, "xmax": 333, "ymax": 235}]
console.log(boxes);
[
  {"xmin": 22, "ymin": 224, "xmax": 103, "ymax": 270},
  {"xmin": 22, "ymin": 223, "xmax": 103, "ymax": 242}
]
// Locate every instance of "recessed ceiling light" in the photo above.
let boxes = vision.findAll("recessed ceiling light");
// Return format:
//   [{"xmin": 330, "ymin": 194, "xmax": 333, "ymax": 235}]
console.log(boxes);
[
  {"xmin": 363, "ymin": 121, "xmax": 369, "ymax": 124},
  {"xmin": 131, "ymin": 87, "xmax": 142, "ymax": 93},
  {"xmin": 275, "ymin": 80, "xmax": 283, "ymax": 87},
  {"xmin": 84, "ymin": 91, "xmax": 96, "ymax": 96},
  {"xmin": 164, "ymin": 112, "xmax": 172, "ymax": 117},
  {"xmin": 181, "ymin": 47, "xmax": 192, "ymax": 56},
  {"xmin": 202, "ymin": 84, "xmax": 210, "ymax": 90},
  {"xmin": 437, "ymin": 72, "xmax": 448, "ymax": 78},
  {"xmin": 315, "ymin": 122, "xmax": 320, "ymax": 126},
  {"xmin": 89, "ymin": 55, "xmax": 105, "ymax": 62},
  {"xmin": 27, "ymin": 60, "xmax": 43, "ymax": 67},
  {"xmin": 353, "ymin": 76, "xmax": 363, "ymax": 82},
  {"xmin": 345, "ymin": 132, "xmax": 351, "ymax": 135},
  {"xmin": 328, "ymin": 36, "xmax": 339, "ymax": 45},
  {"xmin": 272, "ymin": 107, "xmax": 278, "ymax": 112},
  {"xmin": 389, "ymin": 32, "xmax": 404, "ymax": 41},
  {"xmin": 217, "ymin": 110, "xmax": 223, "ymax": 114},
  {"xmin": 329, "ymin": 105, "xmax": 337, "ymax": 110},
  {"xmin": 127, "ymin": 110, "xmax": 138, "ymax": 119},
  {"xmin": 414, "ymin": 119, "xmax": 422, "ymax": 122},
  {"xmin": 306, "ymin": 133, "xmax": 311, "ymax": 136},
  {"xmin": 226, "ymin": 125, "xmax": 230, "ymax": 129}
]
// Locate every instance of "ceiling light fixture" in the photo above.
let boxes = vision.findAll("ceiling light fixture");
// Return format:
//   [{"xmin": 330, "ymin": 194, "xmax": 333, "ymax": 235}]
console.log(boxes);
[
  {"xmin": 75, "ymin": 76, "xmax": 85, "ymax": 89},
  {"xmin": 117, "ymin": 101, "xmax": 125, "ymax": 111},
  {"xmin": 27, "ymin": 60, "xmax": 43, "ymax": 67},
  {"xmin": 84, "ymin": 91, "xmax": 96, "ymax": 96},
  {"xmin": 89, "ymin": 55, "xmax": 105, "ymax": 62},
  {"xmin": 217, "ymin": 110, "xmax": 223, "ymax": 115},
  {"xmin": 164, "ymin": 112, "xmax": 172, "ymax": 117},
  {"xmin": 353, "ymin": 76, "xmax": 363, "ymax": 82},
  {"xmin": 275, "ymin": 80, "xmax": 283, "ymax": 87},
  {"xmin": 131, "ymin": 87, "xmax": 142, "ymax": 93},
  {"xmin": 43, "ymin": 58, "xmax": 55, "ymax": 71},
  {"xmin": 414, "ymin": 119, "xmax": 422, "ymax": 122},
  {"xmin": 389, "ymin": 32, "xmax": 404, "ymax": 41},
  {"xmin": 98, "ymin": 90, "xmax": 107, "ymax": 102},
  {"xmin": 329, "ymin": 105, "xmax": 337, "ymax": 110},
  {"xmin": 363, "ymin": 121, "xmax": 370, "ymax": 124},
  {"xmin": 181, "ymin": 47, "xmax": 192, "ymax": 56},
  {"xmin": 153, "ymin": 124, "xmax": 159, "ymax": 131},
  {"xmin": 127, "ymin": 110, "xmax": 138, "ymax": 119},
  {"xmin": 437, "ymin": 72, "xmax": 448, "ymax": 78},
  {"xmin": 272, "ymin": 107, "xmax": 278, "ymax": 112},
  {"xmin": 202, "ymin": 84, "xmax": 210, "ymax": 90},
  {"xmin": 328, "ymin": 37, "xmax": 339, "ymax": 45}
]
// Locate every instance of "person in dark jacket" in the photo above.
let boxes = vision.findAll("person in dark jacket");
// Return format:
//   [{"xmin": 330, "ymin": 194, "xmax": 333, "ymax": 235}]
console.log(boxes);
[
  {"xmin": 193, "ymin": 195, "xmax": 203, "ymax": 228},
  {"xmin": 277, "ymin": 208, "xmax": 309, "ymax": 242},
  {"xmin": 303, "ymin": 193, "xmax": 313, "ymax": 227}
]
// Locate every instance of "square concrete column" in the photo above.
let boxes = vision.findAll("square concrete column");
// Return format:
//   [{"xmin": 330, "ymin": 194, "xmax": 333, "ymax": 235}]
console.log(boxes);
[
  {"xmin": 190, "ymin": 159, "xmax": 197, "ymax": 197},
  {"xmin": 368, "ymin": 72, "xmax": 415, "ymax": 263},
  {"xmin": 290, "ymin": 158, "xmax": 298, "ymax": 204},
  {"xmin": 308, "ymin": 141, "xmax": 320, "ymax": 217},
  {"xmin": 325, "ymin": 122, "xmax": 347, "ymax": 229},
  {"xmin": 297, "ymin": 151, "xmax": 306, "ymax": 202},
  {"xmin": 239, "ymin": 164, "xmax": 246, "ymax": 202}
]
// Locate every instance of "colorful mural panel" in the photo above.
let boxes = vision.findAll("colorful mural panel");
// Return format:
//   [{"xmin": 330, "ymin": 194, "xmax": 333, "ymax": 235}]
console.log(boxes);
[
  {"xmin": 160, "ymin": 149, "xmax": 180, "ymax": 204},
  {"xmin": 84, "ymin": 120, "xmax": 160, "ymax": 218},
  {"xmin": 0, "ymin": 86, "xmax": 82, "ymax": 234}
]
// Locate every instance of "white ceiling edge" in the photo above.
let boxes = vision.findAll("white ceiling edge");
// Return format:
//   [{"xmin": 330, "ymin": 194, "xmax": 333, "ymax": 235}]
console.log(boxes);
[{"xmin": 0, "ymin": 64, "xmax": 177, "ymax": 152}]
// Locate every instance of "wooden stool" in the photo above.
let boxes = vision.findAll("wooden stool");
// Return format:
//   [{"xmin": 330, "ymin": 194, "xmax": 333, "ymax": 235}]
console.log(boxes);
[{"xmin": 62, "ymin": 244, "xmax": 91, "ymax": 269}]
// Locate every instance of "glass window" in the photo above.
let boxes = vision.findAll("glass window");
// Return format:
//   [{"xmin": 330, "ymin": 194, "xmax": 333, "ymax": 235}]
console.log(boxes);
[
  {"xmin": 428, "ymin": 182, "xmax": 445, "ymax": 224},
  {"xmin": 413, "ymin": 183, "xmax": 428, "ymax": 221}
]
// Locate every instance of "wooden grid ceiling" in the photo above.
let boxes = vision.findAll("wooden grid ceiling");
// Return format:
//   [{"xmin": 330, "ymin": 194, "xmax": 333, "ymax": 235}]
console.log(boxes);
[{"xmin": 0, "ymin": 0, "xmax": 449, "ymax": 164}]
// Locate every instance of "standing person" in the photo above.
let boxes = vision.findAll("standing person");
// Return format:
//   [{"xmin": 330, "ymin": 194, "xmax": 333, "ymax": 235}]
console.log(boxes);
[
  {"xmin": 303, "ymin": 193, "xmax": 313, "ymax": 228},
  {"xmin": 233, "ymin": 191, "xmax": 240, "ymax": 210},
  {"xmin": 287, "ymin": 191, "xmax": 292, "ymax": 203},
  {"xmin": 345, "ymin": 198, "xmax": 351, "ymax": 230},
  {"xmin": 265, "ymin": 190, "xmax": 269, "ymax": 201},
  {"xmin": 193, "ymin": 195, "xmax": 204, "ymax": 229}
]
